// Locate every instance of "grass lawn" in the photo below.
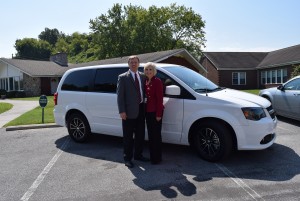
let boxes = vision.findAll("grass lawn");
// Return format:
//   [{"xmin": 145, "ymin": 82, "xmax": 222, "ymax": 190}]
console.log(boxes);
[
  {"xmin": 3, "ymin": 96, "xmax": 55, "ymax": 127},
  {"xmin": 242, "ymin": 89, "xmax": 260, "ymax": 95},
  {"xmin": 0, "ymin": 102, "xmax": 13, "ymax": 114}
]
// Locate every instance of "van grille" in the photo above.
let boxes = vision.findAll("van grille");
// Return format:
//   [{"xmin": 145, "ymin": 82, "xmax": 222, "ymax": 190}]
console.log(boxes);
[{"xmin": 266, "ymin": 105, "xmax": 276, "ymax": 120}]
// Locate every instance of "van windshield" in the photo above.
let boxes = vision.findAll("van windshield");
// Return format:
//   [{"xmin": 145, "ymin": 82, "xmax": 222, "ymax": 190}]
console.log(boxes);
[{"xmin": 164, "ymin": 66, "xmax": 223, "ymax": 93}]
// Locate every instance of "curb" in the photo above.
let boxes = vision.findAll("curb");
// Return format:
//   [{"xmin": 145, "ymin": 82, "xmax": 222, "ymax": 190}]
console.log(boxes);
[{"xmin": 6, "ymin": 123, "xmax": 62, "ymax": 131}]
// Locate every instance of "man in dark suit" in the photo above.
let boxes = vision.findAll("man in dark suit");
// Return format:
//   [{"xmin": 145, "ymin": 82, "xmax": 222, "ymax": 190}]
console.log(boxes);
[{"xmin": 117, "ymin": 55, "xmax": 149, "ymax": 168}]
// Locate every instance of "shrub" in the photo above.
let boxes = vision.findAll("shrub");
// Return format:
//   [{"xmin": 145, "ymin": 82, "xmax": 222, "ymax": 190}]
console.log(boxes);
[
  {"xmin": 5, "ymin": 91, "xmax": 27, "ymax": 98},
  {"xmin": 16, "ymin": 91, "xmax": 26, "ymax": 98},
  {"xmin": 0, "ymin": 89, "xmax": 7, "ymax": 96},
  {"xmin": 291, "ymin": 64, "xmax": 300, "ymax": 78},
  {"xmin": 6, "ymin": 91, "xmax": 17, "ymax": 98}
]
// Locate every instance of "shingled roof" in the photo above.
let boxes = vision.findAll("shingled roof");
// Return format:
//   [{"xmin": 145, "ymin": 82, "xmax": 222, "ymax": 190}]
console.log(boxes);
[
  {"xmin": 203, "ymin": 52, "xmax": 268, "ymax": 70},
  {"xmin": 70, "ymin": 49, "xmax": 188, "ymax": 67},
  {"xmin": 69, "ymin": 48, "xmax": 204, "ymax": 71},
  {"xmin": 203, "ymin": 44, "xmax": 300, "ymax": 70},
  {"xmin": 0, "ymin": 48, "xmax": 205, "ymax": 77},
  {"xmin": 0, "ymin": 58, "xmax": 68, "ymax": 77},
  {"xmin": 257, "ymin": 44, "xmax": 300, "ymax": 68}
]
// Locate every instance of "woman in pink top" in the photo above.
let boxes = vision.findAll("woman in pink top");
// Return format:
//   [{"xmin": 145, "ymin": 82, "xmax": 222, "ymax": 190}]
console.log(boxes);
[{"xmin": 144, "ymin": 62, "xmax": 164, "ymax": 164}]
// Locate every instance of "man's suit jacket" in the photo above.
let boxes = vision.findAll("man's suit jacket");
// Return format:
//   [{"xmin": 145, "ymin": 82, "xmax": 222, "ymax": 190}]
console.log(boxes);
[{"xmin": 117, "ymin": 70, "xmax": 145, "ymax": 119}]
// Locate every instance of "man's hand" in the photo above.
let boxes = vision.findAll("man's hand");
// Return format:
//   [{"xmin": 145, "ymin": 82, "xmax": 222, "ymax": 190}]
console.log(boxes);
[
  {"xmin": 120, "ymin": 112, "xmax": 127, "ymax": 120},
  {"xmin": 156, "ymin": 117, "xmax": 162, "ymax": 122}
]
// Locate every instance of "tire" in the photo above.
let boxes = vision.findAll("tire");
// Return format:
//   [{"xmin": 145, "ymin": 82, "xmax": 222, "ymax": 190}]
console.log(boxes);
[
  {"xmin": 192, "ymin": 121, "xmax": 233, "ymax": 162},
  {"xmin": 67, "ymin": 113, "xmax": 91, "ymax": 142}
]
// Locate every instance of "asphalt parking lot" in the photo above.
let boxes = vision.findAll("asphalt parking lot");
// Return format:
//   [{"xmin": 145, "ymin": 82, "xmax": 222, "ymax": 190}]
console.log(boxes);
[{"xmin": 1, "ymin": 117, "xmax": 300, "ymax": 201}]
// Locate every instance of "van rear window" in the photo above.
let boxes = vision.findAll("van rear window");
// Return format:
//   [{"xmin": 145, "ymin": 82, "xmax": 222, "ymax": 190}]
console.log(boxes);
[
  {"xmin": 61, "ymin": 69, "xmax": 93, "ymax": 91},
  {"xmin": 93, "ymin": 68, "xmax": 127, "ymax": 93}
]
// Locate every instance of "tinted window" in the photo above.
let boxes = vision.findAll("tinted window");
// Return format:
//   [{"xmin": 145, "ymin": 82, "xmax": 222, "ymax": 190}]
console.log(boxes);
[
  {"xmin": 61, "ymin": 69, "xmax": 93, "ymax": 91},
  {"xmin": 164, "ymin": 66, "xmax": 218, "ymax": 92},
  {"xmin": 93, "ymin": 68, "xmax": 127, "ymax": 93},
  {"xmin": 156, "ymin": 70, "xmax": 195, "ymax": 100},
  {"xmin": 284, "ymin": 77, "xmax": 300, "ymax": 91},
  {"xmin": 156, "ymin": 71, "xmax": 176, "ymax": 87}
]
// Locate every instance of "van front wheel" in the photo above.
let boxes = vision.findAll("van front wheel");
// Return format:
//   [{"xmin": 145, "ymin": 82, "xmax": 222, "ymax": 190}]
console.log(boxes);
[
  {"xmin": 67, "ymin": 113, "xmax": 91, "ymax": 142},
  {"xmin": 192, "ymin": 121, "xmax": 232, "ymax": 162}
]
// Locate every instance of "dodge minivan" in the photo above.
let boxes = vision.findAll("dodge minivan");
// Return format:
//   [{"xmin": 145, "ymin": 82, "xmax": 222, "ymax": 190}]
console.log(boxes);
[{"xmin": 54, "ymin": 63, "xmax": 277, "ymax": 162}]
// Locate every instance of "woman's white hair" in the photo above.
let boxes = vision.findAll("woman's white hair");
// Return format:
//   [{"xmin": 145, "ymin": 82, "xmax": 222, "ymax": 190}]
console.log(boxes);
[{"xmin": 144, "ymin": 62, "xmax": 157, "ymax": 75}]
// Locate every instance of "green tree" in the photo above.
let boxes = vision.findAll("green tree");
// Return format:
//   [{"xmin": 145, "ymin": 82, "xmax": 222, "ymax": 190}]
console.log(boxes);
[
  {"xmin": 13, "ymin": 4, "xmax": 206, "ymax": 63},
  {"xmin": 89, "ymin": 4, "xmax": 129, "ymax": 59},
  {"xmin": 125, "ymin": 5, "xmax": 174, "ymax": 53},
  {"xmin": 53, "ymin": 37, "xmax": 69, "ymax": 54},
  {"xmin": 167, "ymin": 4, "xmax": 206, "ymax": 56},
  {"xmin": 67, "ymin": 32, "xmax": 91, "ymax": 63},
  {"xmin": 89, "ymin": 3, "xmax": 206, "ymax": 59},
  {"xmin": 14, "ymin": 38, "xmax": 52, "ymax": 60},
  {"xmin": 38, "ymin": 28, "xmax": 64, "ymax": 47},
  {"xmin": 291, "ymin": 64, "xmax": 300, "ymax": 77},
  {"xmin": 51, "ymin": 31, "xmax": 98, "ymax": 63}
]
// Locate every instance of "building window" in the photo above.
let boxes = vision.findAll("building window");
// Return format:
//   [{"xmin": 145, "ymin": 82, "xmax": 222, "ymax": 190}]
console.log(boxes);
[
  {"xmin": 261, "ymin": 68, "xmax": 287, "ymax": 84},
  {"xmin": 9, "ymin": 77, "xmax": 14, "ymax": 91},
  {"xmin": 277, "ymin": 69, "xmax": 282, "ymax": 83},
  {"xmin": 272, "ymin": 70, "xmax": 276, "ymax": 83},
  {"xmin": 261, "ymin": 71, "xmax": 266, "ymax": 84},
  {"xmin": 232, "ymin": 72, "xmax": 246, "ymax": 85},
  {"xmin": 283, "ymin": 69, "xmax": 288, "ymax": 82},
  {"xmin": 19, "ymin": 75, "xmax": 24, "ymax": 90},
  {"xmin": 14, "ymin": 77, "xmax": 19, "ymax": 91},
  {"xmin": 267, "ymin": 71, "xmax": 271, "ymax": 83},
  {"xmin": 0, "ymin": 78, "xmax": 7, "ymax": 90},
  {"xmin": 0, "ymin": 76, "xmax": 23, "ymax": 91}
]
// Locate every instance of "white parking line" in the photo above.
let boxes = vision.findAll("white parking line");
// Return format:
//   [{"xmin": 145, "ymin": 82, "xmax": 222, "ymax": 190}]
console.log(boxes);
[
  {"xmin": 216, "ymin": 164, "xmax": 265, "ymax": 201},
  {"xmin": 20, "ymin": 138, "xmax": 70, "ymax": 201}
]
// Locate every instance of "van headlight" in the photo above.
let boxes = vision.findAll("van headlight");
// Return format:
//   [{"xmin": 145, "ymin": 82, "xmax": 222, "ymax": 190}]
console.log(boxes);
[{"xmin": 241, "ymin": 107, "xmax": 266, "ymax": 121}]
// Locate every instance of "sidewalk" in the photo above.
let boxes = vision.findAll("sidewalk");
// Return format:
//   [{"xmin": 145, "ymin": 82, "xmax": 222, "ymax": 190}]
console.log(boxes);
[{"xmin": 0, "ymin": 99, "xmax": 60, "ymax": 130}]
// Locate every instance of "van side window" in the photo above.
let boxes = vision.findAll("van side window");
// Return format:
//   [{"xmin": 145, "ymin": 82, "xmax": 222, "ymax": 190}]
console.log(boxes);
[
  {"xmin": 156, "ymin": 71, "xmax": 176, "ymax": 94},
  {"xmin": 93, "ymin": 68, "xmax": 127, "ymax": 93},
  {"xmin": 61, "ymin": 70, "xmax": 93, "ymax": 91},
  {"xmin": 156, "ymin": 70, "xmax": 195, "ymax": 100}
]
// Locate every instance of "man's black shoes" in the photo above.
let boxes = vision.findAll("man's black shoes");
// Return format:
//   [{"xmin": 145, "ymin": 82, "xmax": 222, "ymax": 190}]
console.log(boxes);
[
  {"xmin": 124, "ymin": 161, "xmax": 134, "ymax": 168},
  {"xmin": 134, "ymin": 156, "xmax": 150, "ymax": 162},
  {"xmin": 124, "ymin": 156, "xmax": 149, "ymax": 168}
]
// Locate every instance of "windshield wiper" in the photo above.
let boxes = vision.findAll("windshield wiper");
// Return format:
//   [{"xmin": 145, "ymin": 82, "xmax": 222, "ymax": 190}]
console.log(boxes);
[
  {"xmin": 211, "ymin": 87, "xmax": 225, "ymax": 91},
  {"xmin": 194, "ymin": 88, "xmax": 214, "ymax": 92},
  {"xmin": 195, "ymin": 87, "xmax": 225, "ymax": 93}
]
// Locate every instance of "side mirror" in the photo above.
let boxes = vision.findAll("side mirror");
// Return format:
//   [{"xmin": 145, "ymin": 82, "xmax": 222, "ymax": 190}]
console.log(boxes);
[
  {"xmin": 277, "ymin": 85, "xmax": 284, "ymax": 91},
  {"xmin": 165, "ymin": 85, "xmax": 180, "ymax": 96}
]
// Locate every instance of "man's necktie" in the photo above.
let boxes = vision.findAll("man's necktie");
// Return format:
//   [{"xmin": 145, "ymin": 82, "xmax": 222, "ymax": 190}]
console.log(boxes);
[{"xmin": 135, "ymin": 73, "xmax": 142, "ymax": 103}]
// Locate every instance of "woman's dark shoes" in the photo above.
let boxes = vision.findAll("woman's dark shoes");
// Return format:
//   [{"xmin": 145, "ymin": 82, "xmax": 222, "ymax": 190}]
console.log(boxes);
[
  {"xmin": 151, "ymin": 160, "xmax": 161, "ymax": 165},
  {"xmin": 124, "ymin": 161, "xmax": 134, "ymax": 168}
]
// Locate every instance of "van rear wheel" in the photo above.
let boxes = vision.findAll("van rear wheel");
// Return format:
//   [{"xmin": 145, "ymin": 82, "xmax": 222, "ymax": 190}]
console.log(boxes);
[
  {"xmin": 192, "ymin": 121, "xmax": 232, "ymax": 162},
  {"xmin": 67, "ymin": 113, "xmax": 91, "ymax": 142}
]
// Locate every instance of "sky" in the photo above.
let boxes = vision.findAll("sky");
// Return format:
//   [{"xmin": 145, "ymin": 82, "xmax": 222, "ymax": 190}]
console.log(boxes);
[{"xmin": 1, "ymin": 0, "xmax": 300, "ymax": 58}]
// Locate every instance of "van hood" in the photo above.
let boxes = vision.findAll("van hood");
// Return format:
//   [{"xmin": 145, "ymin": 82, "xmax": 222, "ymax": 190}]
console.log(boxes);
[{"xmin": 207, "ymin": 88, "xmax": 270, "ymax": 108}]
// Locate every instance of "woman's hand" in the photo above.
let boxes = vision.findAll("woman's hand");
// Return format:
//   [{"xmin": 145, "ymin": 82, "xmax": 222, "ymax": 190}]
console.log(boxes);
[{"xmin": 156, "ymin": 117, "xmax": 162, "ymax": 122}]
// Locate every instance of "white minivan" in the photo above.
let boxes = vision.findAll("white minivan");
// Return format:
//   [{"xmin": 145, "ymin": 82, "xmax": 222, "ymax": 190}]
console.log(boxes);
[{"xmin": 54, "ymin": 63, "xmax": 277, "ymax": 162}]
